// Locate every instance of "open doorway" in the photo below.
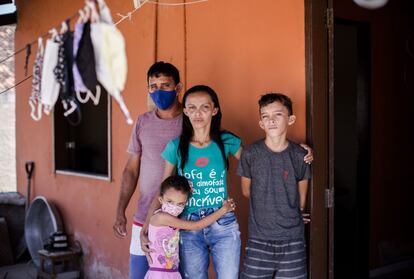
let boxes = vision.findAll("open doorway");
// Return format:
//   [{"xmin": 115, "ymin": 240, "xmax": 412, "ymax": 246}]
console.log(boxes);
[
  {"xmin": 307, "ymin": 1, "xmax": 414, "ymax": 278},
  {"xmin": 333, "ymin": 19, "xmax": 370, "ymax": 279}
]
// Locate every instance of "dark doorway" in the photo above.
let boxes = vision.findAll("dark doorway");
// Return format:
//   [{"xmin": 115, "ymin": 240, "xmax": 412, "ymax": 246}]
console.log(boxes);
[
  {"xmin": 333, "ymin": 19, "xmax": 370, "ymax": 279},
  {"xmin": 306, "ymin": 1, "xmax": 414, "ymax": 278}
]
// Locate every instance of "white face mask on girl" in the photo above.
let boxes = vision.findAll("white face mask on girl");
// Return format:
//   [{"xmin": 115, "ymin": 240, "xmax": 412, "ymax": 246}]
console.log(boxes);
[{"xmin": 162, "ymin": 202, "xmax": 185, "ymax": 217}]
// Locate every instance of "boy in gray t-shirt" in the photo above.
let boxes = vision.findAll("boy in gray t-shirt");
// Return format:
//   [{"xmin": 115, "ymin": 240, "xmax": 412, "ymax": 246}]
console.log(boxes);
[{"xmin": 237, "ymin": 93, "xmax": 311, "ymax": 279}]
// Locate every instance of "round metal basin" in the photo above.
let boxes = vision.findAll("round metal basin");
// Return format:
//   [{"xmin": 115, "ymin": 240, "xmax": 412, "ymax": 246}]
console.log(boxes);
[{"xmin": 24, "ymin": 196, "xmax": 63, "ymax": 267}]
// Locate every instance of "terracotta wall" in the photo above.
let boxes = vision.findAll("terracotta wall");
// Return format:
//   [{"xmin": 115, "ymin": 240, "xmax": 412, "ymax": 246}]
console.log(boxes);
[{"xmin": 15, "ymin": 0, "xmax": 306, "ymax": 277}]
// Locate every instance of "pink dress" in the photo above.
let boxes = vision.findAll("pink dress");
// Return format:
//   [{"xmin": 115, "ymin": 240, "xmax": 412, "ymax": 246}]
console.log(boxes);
[{"xmin": 144, "ymin": 224, "xmax": 181, "ymax": 279}]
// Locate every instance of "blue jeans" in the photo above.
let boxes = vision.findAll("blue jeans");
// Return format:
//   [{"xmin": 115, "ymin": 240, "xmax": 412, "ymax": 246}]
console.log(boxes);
[
  {"xmin": 129, "ymin": 224, "xmax": 149, "ymax": 279},
  {"xmin": 129, "ymin": 254, "xmax": 148, "ymax": 279},
  {"xmin": 179, "ymin": 208, "xmax": 241, "ymax": 279}
]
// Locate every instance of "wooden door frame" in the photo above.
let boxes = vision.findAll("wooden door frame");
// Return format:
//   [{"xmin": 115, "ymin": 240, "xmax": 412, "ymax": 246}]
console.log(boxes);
[{"xmin": 305, "ymin": 0, "xmax": 333, "ymax": 278}]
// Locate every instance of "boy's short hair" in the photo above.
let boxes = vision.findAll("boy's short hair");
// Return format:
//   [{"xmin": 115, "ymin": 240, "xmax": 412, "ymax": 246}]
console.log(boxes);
[
  {"xmin": 160, "ymin": 175, "xmax": 192, "ymax": 198},
  {"xmin": 147, "ymin": 61, "xmax": 180, "ymax": 85},
  {"xmin": 258, "ymin": 93, "xmax": 293, "ymax": 115}
]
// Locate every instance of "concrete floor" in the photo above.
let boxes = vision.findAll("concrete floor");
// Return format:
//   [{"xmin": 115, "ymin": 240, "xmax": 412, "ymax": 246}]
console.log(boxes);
[
  {"xmin": 377, "ymin": 271, "xmax": 414, "ymax": 279},
  {"xmin": 0, "ymin": 262, "xmax": 80, "ymax": 279},
  {"xmin": 0, "ymin": 262, "xmax": 37, "ymax": 279},
  {"xmin": 1, "ymin": 262, "xmax": 414, "ymax": 279}
]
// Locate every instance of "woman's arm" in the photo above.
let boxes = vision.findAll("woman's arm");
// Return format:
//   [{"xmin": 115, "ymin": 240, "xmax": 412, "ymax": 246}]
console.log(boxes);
[
  {"xmin": 300, "ymin": 143, "xmax": 314, "ymax": 164},
  {"xmin": 153, "ymin": 199, "xmax": 235, "ymax": 231}
]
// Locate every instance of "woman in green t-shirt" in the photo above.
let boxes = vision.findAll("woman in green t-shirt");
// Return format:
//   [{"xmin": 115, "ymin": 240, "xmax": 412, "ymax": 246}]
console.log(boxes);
[{"xmin": 162, "ymin": 85, "xmax": 242, "ymax": 279}]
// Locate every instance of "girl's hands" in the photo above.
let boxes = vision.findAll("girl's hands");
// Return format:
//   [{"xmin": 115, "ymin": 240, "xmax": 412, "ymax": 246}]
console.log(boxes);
[
  {"xmin": 222, "ymin": 198, "xmax": 236, "ymax": 212},
  {"xmin": 140, "ymin": 228, "xmax": 154, "ymax": 264}
]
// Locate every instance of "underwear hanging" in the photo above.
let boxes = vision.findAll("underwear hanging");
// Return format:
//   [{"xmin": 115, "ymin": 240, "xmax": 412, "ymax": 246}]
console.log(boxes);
[
  {"xmin": 90, "ymin": 22, "xmax": 132, "ymax": 124},
  {"xmin": 53, "ymin": 22, "xmax": 82, "ymax": 125},
  {"xmin": 29, "ymin": 37, "xmax": 44, "ymax": 121},
  {"xmin": 40, "ymin": 30, "xmax": 61, "ymax": 115},
  {"xmin": 73, "ymin": 21, "xmax": 100, "ymax": 105},
  {"xmin": 75, "ymin": 21, "xmax": 101, "ymax": 105},
  {"xmin": 88, "ymin": 0, "xmax": 133, "ymax": 124}
]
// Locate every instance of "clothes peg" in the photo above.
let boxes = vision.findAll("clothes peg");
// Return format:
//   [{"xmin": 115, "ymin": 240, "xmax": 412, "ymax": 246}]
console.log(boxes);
[
  {"xmin": 82, "ymin": 5, "xmax": 90, "ymax": 21},
  {"xmin": 78, "ymin": 9, "xmax": 85, "ymax": 24},
  {"xmin": 97, "ymin": 0, "xmax": 113, "ymax": 24},
  {"xmin": 134, "ymin": 0, "xmax": 142, "ymax": 9},
  {"xmin": 96, "ymin": 0, "xmax": 106, "ymax": 10},
  {"xmin": 86, "ymin": 0, "xmax": 99, "ymax": 23},
  {"xmin": 49, "ymin": 28, "xmax": 58, "ymax": 38},
  {"xmin": 60, "ymin": 20, "xmax": 68, "ymax": 33}
]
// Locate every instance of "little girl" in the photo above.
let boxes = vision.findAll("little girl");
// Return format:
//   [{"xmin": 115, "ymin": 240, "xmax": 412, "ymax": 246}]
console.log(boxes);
[
  {"xmin": 145, "ymin": 175, "xmax": 235, "ymax": 279},
  {"xmin": 144, "ymin": 175, "xmax": 235, "ymax": 279}
]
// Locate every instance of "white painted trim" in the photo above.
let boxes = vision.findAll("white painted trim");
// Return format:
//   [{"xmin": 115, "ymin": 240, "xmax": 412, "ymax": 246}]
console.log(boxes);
[{"xmin": 55, "ymin": 170, "xmax": 111, "ymax": 181}]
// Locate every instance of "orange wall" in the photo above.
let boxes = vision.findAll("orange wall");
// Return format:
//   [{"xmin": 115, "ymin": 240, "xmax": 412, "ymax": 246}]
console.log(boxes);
[{"xmin": 15, "ymin": 0, "xmax": 306, "ymax": 277}]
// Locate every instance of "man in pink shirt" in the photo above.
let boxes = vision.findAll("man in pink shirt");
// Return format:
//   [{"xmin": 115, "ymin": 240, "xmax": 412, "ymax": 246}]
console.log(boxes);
[{"xmin": 113, "ymin": 62, "xmax": 183, "ymax": 279}]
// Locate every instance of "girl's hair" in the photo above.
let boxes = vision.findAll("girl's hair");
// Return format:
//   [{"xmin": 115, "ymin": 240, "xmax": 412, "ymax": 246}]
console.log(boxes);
[
  {"xmin": 160, "ymin": 175, "xmax": 192, "ymax": 198},
  {"xmin": 178, "ymin": 85, "xmax": 228, "ymax": 174}
]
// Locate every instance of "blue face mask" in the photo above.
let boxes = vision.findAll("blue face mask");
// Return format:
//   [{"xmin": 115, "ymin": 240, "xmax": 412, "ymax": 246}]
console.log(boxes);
[{"xmin": 150, "ymin": 89, "xmax": 177, "ymax": 110}]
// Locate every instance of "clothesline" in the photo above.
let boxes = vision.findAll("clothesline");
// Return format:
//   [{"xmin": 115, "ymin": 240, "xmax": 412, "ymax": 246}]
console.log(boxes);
[
  {"xmin": 0, "ymin": 0, "xmax": 209, "ymax": 96},
  {"xmin": 148, "ymin": 0, "xmax": 208, "ymax": 6},
  {"xmin": 0, "ymin": 0, "xmax": 207, "ymax": 66},
  {"xmin": 0, "ymin": 75, "xmax": 32, "ymax": 95},
  {"xmin": 0, "ymin": 13, "xmax": 79, "ymax": 66}
]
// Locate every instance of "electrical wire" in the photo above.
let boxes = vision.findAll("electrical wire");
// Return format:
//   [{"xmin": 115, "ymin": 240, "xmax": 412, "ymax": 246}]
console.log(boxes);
[
  {"xmin": 0, "ymin": 75, "xmax": 32, "ymax": 95},
  {"xmin": 0, "ymin": 13, "xmax": 79, "ymax": 65}
]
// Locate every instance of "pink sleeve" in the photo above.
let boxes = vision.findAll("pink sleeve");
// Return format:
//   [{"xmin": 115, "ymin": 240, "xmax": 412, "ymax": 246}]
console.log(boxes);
[{"xmin": 127, "ymin": 117, "xmax": 142, "ymax": 155}]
